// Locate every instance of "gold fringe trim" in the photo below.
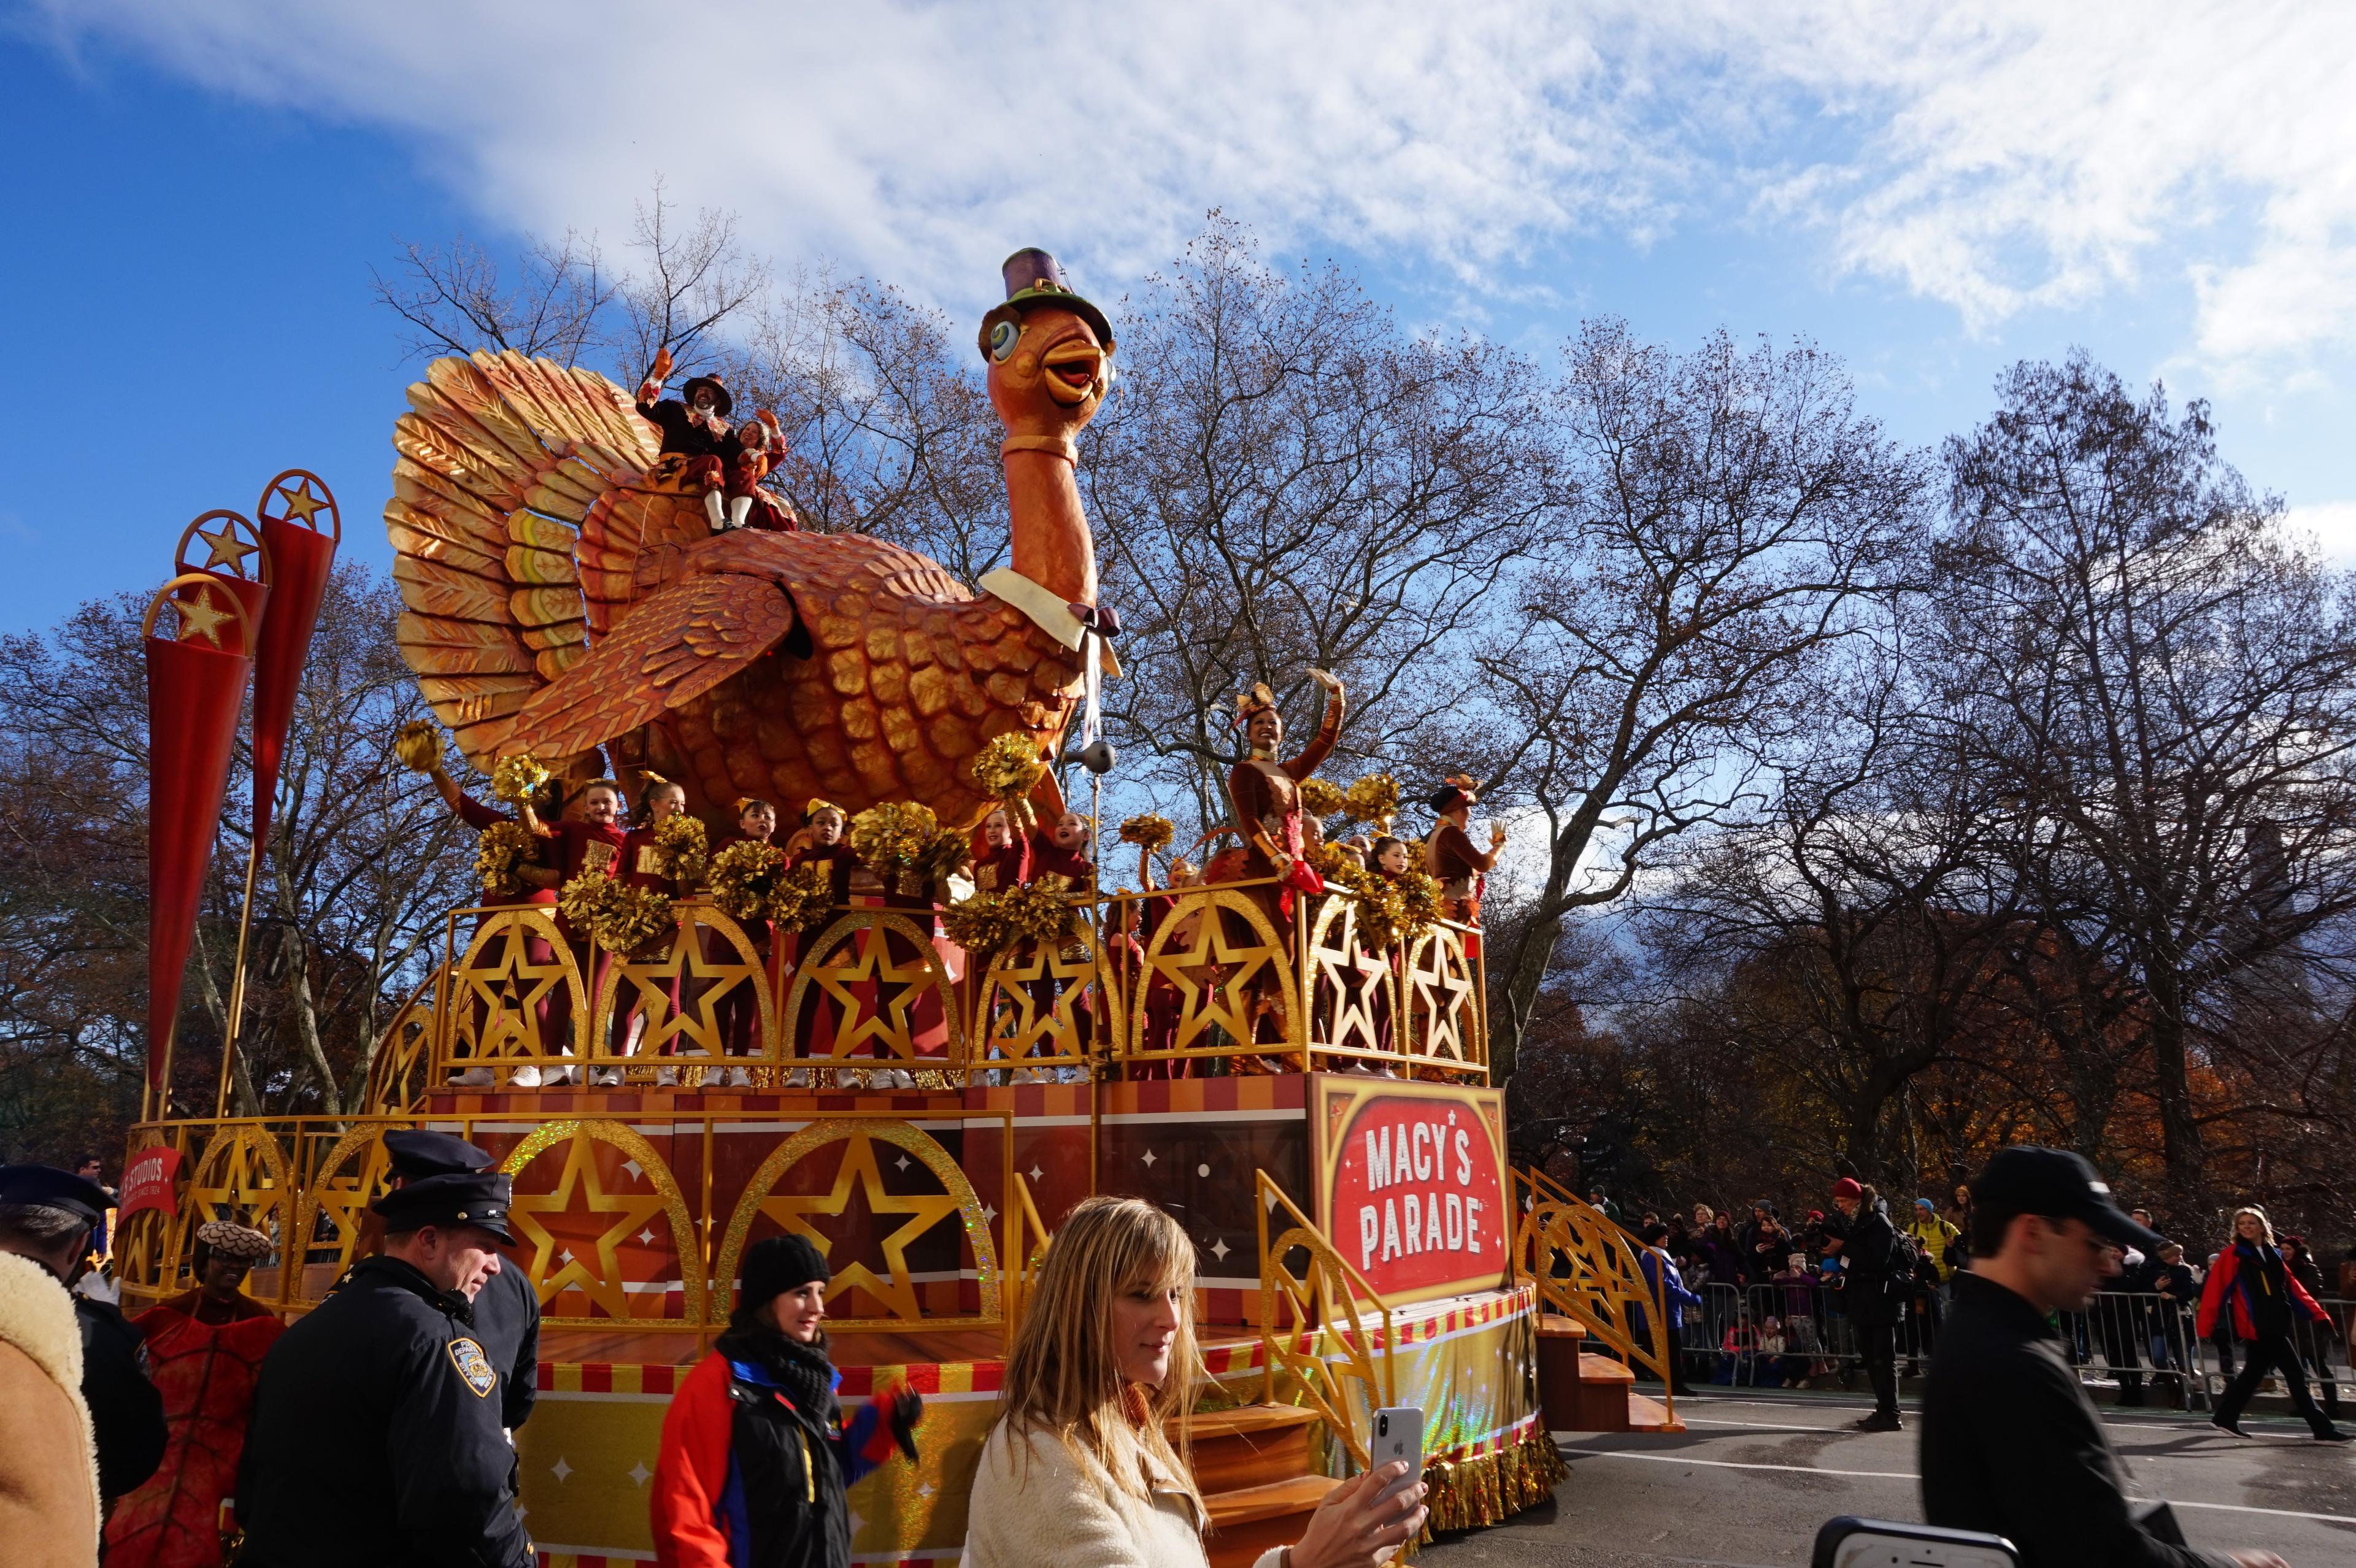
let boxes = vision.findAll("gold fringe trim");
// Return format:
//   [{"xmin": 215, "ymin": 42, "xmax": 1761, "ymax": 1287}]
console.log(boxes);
[{"xmin": 1419, "ymin": 1428, "xmax": 1567, "ymax": 1536}]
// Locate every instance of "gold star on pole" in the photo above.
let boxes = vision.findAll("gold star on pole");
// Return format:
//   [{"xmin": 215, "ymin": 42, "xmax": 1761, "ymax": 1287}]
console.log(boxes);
[
  {"xmin": 196, "ymin": 520, "xmax": 261, "ymax": 576},
  {"xmin": 505, "ymin": 1133, "xmax": 669, "ymax": 1320},
  {"xmin": 760, "ymin": 1131, "xmax": 960, "ymax": 1321},
  {"xmin": 274, "ymin": 480, "xmax": 329, "ymax": 526},
  {"xmin": 175, "ymin": 585, "xmax": 231, "ymax": 647}
]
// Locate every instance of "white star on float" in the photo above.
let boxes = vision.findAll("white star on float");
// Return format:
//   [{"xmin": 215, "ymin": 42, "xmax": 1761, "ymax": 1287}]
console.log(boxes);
[
  {"xmin": 623, "ymin": 1159, "xmax": 643, "ymax": 1180},
  {"xmin": 983, "ymin": 1202, "xmax": 998, "ymax": 1224},
  {"xmin": 1141, "ymin": 1148, "xmax": 1157, "ymax": 1167},
  {"xmin": 917, "ymin": 1482, "xmax": 935, "ymax": 1499},
  {"xmin": 196, "ymin": 521, "xmax": 260, "ymax": 575},
  {"xmin": 894, "ymin": 1154, "xmax": 909, "ymax": 1171},
  {"xmin": 560, "ymin": 1247, "xmax": 576, "ymax": 1264},
  {"xmin": 550, "ymin": 1458, "xmax": 572, "ymax": 1482},
  {"xmin": 1210, "ymin": 1237, "xmax": 1231, "ymax": 1262},
  {"xmin": 638, "ymin": 1228, "xmax": 655, "ymax": 1246},
  {"xmin": 628, "ymin": 1461, "xmax": 651, "ymax": 1486},
  {"xmin": 1028, "ymin": 1164, "xmax": 1043, "ymax": 1182}
]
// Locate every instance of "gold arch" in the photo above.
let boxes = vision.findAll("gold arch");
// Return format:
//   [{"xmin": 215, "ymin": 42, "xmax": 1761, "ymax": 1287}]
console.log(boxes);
[
  {"xmin": 498, "ymin": 1119, "xmax": 704, "ymax": 1326},
  {"xmin": 714, "ymin": 1118, "xmax": 999, "ymax": 1329},
  {"xmin": 586, "ymin": 904, "xmax": 772, "ymax": 1064},
  {"xmin": 172, "ymin": 1125, "xmax": 295, "ymax": 1298},
  {"xmin": 1306, "ymin": 893, "xmax": 1394, "ymax": 1057},
  {"xmin": 292, "ymin": 1124, "xmax": 399, "ymax": 1287},
  {"xmin": 1405, "ymin": 925, "xmax": 1477, "ymax": 1067},
  {"xmin": 975, "ymin": 919, "xmax": 1109, "ymax": 1066},
  {"xmin": 442, "ymin": 908, "xmax": 587, "ymax": 1071},
  {"xmin": 781, "ymin": 912, "xmax": 965, "ymax": 1066},
  {"xmin": 1125, "ymin": 888, "xmax": 1297, "ymax": 1059}
]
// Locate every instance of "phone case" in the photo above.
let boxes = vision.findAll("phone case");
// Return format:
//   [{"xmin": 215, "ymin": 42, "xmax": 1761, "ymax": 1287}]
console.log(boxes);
[{"xmin": 1371, "ymin": 1406, "xmax": 1423, "ymax": 1505}]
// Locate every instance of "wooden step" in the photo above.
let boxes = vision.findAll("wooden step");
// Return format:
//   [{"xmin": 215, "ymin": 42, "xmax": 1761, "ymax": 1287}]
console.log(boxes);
[
  {"xmin": 1576, "ymin": 1352, "xmax": 1634, "ymax": 1384},
  {"xmin": 1181, "ymin": 1404, "xmax": 1320, "ymax": 1497},
  {"xmin": 1625, "ymin": 1390, "xmax": 1686, "ymax": 1433},
  {"xmin": 1205, "ymin": 1475, "xmax": 1344, "ymax": 1568}
]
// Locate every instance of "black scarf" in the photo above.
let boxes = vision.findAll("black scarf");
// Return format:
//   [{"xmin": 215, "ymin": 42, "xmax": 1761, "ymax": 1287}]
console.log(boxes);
[{"xmin": 717, "ymin": 1320, "xmax": 839, "ymax": 1428}]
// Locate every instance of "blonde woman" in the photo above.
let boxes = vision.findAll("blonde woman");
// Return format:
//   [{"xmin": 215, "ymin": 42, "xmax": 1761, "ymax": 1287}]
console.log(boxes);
[
  {"xmin": 963, "ymin": 1196, "xmax": 1426, "ymax": 1568},
  {"xmin": 2196, "ymin": 1205, "xmax": 2348, "ymax": 1440}
]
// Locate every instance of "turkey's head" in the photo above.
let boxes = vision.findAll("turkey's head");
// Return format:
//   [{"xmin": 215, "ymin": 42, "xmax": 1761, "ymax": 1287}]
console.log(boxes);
[{"xmin": 985, "ymin": 302, "xmax": 1112, "ymax": 444}]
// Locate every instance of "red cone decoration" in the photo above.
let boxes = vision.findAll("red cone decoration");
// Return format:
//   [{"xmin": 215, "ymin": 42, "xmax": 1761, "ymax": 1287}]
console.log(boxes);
[
  {"xmin": 174, "ymin": 508, "xmax": 272, "ymax": 639},
  {"xmin": 145, "ymin": 575, "xmax": 256, "ymax": 1091},
  {"xmin": 247, "ymin": 470, "xmax": 339, "ymax": 847}
]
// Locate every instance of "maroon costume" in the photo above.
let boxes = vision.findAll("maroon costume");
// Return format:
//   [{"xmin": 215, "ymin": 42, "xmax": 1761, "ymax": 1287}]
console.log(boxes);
[
  {"xmin": 1426, "ymin": 821, "xmax": 1488, "ymax": 925},
  {"xmin": 1225, "ymin": 686, "xmax": 1344, "ymax": 923}
]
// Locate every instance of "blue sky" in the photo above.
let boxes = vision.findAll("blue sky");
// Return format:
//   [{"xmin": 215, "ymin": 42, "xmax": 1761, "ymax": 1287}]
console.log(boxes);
[{"xmin": 5, "ymin": 3, "xmax": 2354, "ymax": 633}]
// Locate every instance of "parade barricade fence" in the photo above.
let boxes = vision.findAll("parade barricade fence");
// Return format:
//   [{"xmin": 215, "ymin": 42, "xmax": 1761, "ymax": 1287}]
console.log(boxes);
[{"xmin": 1662, "ymin": 1281, "xmax": 2349, "ymax": 1412}]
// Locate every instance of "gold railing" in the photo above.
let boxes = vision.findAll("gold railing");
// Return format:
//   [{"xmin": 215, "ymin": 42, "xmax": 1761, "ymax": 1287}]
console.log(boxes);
[
  {"xmin": 115, "ymin": 1110, "xmax": 1016, "ymax": 1335},
  {"xmin": 1256, "ymin": 1168, "xmax": 1396, "ymax": 1469},
  {"xmin": 1001, "ymin": 1171, "xmax": 1055, "ymax": 1346},
  {"xmin": 425, "ymin": 882, "xmax": 1486, "ymax": 1088},
  {"xmin": 361, "ymin": 969, "xmax": 442, "ymax": 1112},
  {"xmin": 1510, "ymin": 1169, "xmax": 1675, "ymax": 1421}
]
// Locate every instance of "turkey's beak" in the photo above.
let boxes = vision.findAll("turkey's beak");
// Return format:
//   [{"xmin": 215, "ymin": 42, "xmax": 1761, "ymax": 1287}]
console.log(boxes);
[{"xmin": 1041, "ymin": 338, "xmax": 1105, "ymax": 405}]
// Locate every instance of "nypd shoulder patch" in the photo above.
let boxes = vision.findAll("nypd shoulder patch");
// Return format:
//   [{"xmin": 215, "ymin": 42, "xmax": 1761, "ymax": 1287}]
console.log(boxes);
[{"xmin": 448, "ymin": 1336, "xmax": 498, "ymax": 1398}]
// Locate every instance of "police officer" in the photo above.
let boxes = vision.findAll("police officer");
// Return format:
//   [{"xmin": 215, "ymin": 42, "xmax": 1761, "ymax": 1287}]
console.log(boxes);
[
  {"xmin": 1922, "ymin": 1147, "xmax": 2290, "ymax": 1568},
  {"xmin": 360, "ymin": 1130, "xmax": 539, "ymax": 1431},
  {"xmin": 236, "ymin": 1170, "xmax": 531, "ymax": 1567},
  {"xmin": 0, "ymin": 1164, "xmax": 166, "ymax": 1507}
]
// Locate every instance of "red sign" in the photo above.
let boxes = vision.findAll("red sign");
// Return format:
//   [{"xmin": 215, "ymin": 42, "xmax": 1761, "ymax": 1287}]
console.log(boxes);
[
  {"xmin": 117, "ymin": 1145, "xmax": 183, "ymax": 1223},
  {"xmin": 1310, "ymin": 1075, "xmax": 1509, "ymax": 1305}
]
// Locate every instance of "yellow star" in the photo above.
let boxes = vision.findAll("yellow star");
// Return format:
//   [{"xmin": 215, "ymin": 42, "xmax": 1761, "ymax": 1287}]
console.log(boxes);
[
  {"xmin": 1407, "ymin": 936, "xmax": 1474, "ymax": 1061},
  {"xmin": 175, "ymin": 585, "xmax": 231, "ymax": 647},
  {"xmin": 455, "ymin": 917, "xmax": 579, "ymax": 1061},
  {"xmin": 274, "ymin": 479, "xmax": 329, "ymax": 525},
  {"xmin": 1309, "ymin": 904, "xmax": 1392, "ymax": 1055},
  {"xmin": 197, "ymin": 520, "xmax": 260, "ymax": 576},
  {"xmin": 760, "ymin": 1131, "xmax": 960, "ymax": 1322},
  {"xmin": 804, "ymin": 920, "xmax": 945, "ymax": 1063},
  {"xmin": 981, "ymin": 936, "xmax": 1098, "ymax": 1061},
  {"xmin": 1145, "ymin": 905, "xmax": 1282, "ymax": 1051},
  {"xmin": 505, "ymin": 1133, "xmax": 669, "ymax": 1320}
]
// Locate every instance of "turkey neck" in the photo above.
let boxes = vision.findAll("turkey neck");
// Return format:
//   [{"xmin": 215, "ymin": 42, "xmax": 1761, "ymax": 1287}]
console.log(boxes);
[{"xmin": 1003, "ymin": 447, "xmax": 1098, "ymax": 607}]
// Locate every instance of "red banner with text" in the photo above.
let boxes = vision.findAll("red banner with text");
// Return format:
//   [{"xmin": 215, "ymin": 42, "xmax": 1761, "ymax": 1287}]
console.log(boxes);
[
  {"xmin": 1309, "ymin": 1075, "xmax": 1509, "ymax": 1306},
  {"xmin": 117, "ymin": 1145, "xmax": 183, "ymax": 1223}
]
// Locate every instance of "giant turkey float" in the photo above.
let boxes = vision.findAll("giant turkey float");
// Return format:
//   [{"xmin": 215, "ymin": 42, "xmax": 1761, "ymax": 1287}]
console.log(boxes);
[{"xmin": 116, "ymin": 251, "xmax": 1677, "ymax": 1566}]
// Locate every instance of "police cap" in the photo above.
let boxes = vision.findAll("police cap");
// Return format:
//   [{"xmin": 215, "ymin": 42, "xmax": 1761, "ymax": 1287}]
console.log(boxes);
[
  {"xmin": 1969, "ymin": 1146, "xmax": 2165, "ymax": 1253},
  {"xmin": 382, "ymin": 1129, "xmax": 495, "ymax": 1181},
  {"xmin": 371, "ymin": 1170, "xmax": 515, "ymax": 1245},
  {"xmin": 0, "ymin": 1164, "xmax": 110, "ymax": 1227}
]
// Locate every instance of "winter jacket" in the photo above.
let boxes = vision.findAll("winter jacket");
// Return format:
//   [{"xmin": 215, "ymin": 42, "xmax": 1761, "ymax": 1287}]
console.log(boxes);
[
  {"xmin": 0, "ymin": 1251, "xmax": 101, "ymax": 1567},
  {"xmin": 650, "ymin": 1329, "xmax": 899, "ymax": 1568},
  {"xmin": 962, "ymin": 1421, "xmax": 1285, "ymax": 1568},
  {"xmin": 1695, "ymin": 1231, "xmax": 1743, "ymax": 1288},
  {"xmin": 1636, "ymin": 1248, "xmax": 1703, "ymax": 1338},
  {"xmin": 2196, "ymin": 1239, "xmax": 2328, "ymax": 1342},
  {"xmin": 1906, "ymin": 1214, "xmax": 1963, "ymax": 1281},
  {"xmin": 1838, "ymin": 1209, "xmax": 1903, "ymax": 1329}
]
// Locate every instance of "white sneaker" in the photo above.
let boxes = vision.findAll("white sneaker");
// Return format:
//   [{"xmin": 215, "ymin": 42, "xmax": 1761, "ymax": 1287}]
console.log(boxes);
[
  {"xmin": 454, "ymin": 1067, "xmax": 495, "ymax": 1087},
  {"xmin": 591, "ymin": 1067, "xmax": 622, "ymax": 1087},
  {"xmin": 547, "ymin": 1064, "xmax": 579, "ymax": 1086},
  {"xmin": 655, "ymin": 1066, "xmax": 679, "ymax": 1086},
  {"xmin": 784, "ymin": 1067, "xmax": 810, "ymax": 1088},
  {"xmin": 509, "ymin": 1065, "xmax": 543, "ymax": 1088},
  {"xmin": 885, "ymin": 1068, "xmax": 916, "ymax": 1090},
  {"xmin": 728, "ymin": 1067, "xmax": 752, "ymax": 1087}
]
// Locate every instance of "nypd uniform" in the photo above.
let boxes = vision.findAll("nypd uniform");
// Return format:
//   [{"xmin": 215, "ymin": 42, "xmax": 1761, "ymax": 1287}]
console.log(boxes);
[
  {"xmin": 234, "ymin": 1174, "xmax": 530, "ymax": 1568},
  {"xmin": 374, "ymin": 1130, "xmax": 541, "ymax": 1430}
]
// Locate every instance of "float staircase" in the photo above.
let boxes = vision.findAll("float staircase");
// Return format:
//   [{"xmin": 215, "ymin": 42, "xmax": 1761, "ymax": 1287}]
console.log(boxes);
[
  {"xmin": 1515, "ymin": 1169, "xmax": 1685, "ymax": 1434},
  {"xmin": 1182, "ymin": 1404, "xmax": 1340, "ymax": 1568}
]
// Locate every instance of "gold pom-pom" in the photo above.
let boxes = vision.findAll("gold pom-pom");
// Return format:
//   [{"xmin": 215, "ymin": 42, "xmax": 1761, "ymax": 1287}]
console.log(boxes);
[
  {"xmin": 493, "ymin": 753, "xmax": 552, "ymax": 805},
  {"xmin": 1341, "ymin": 772, "xmax": 1400, "ymax": 828},
  {"xmin": 850, "ymin": 800, "xmax": 936, "ymax": 872},
  {"xmin": 473, "ymin": 820, "xmax": 536, "ymax": 899},
  {"xmin": 941, "ymin": 894, "xmax": 1011, "ymax": 955},
  {"xmin": 654, "ymin": 813, "xmax": 709, "ymax": 883},
  {"xmin": 1395, "ymin": 864, "xmax": 1442, "ymax": 941},
  {"xmin": 942, "ymin": 875, "xmax": 1079, "ymax": 956},
  {"xmin": 393, "ymin": 720, "xmax": 441, "ymax": 774},
  {"xmin": 766, "ymin": 858, "xmax": 837, "ymax": 933},
  {"xmin": 970, "ymin": 733, "xmax": 1046, "ymax": 804},
  {"xmin": 1298, "ymin": 778, "xmax": 1344, "ymax": 818},
  {"xmin": 561, "ymin": 869, "xmax": 675, "ymax": 953},
  {"xmin": 706, "ymin": 839, "xmax": 786, "ymax": 922},
  {"xmin": 1117, "ymin": 813, "xmax": 1175, "ymax": 855},
  {"xmin": 1311, "ymin": 842, "xmax": 1434, "ymax": 950}
]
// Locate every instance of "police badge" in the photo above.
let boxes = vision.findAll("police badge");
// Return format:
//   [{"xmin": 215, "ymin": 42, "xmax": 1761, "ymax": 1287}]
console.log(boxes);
[{"xmin": 448, "ymin": 1336, "xmax": 498, "ymax": 1398}]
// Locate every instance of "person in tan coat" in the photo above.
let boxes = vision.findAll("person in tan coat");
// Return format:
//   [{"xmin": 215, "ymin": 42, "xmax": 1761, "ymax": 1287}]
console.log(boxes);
[
  {"xmin": 962, "ymin": 1196, "xmax": 1425, "ymax": 1568},
  {"xmin": 0, "ymin": 1166, "xmax": 110, "ymax": 1568}
]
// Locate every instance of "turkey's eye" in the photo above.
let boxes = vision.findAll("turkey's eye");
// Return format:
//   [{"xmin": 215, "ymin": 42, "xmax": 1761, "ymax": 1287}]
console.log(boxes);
[{"xmin": 990, "ymin": 320, "xmax": 1020, "ymax": 362}]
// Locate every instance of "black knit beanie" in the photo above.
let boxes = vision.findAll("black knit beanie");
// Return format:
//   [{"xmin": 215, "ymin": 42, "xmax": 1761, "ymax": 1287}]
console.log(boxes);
[{"xmin": 737, "ymin": 1234, "xmax": 829, "ymax": 1322}]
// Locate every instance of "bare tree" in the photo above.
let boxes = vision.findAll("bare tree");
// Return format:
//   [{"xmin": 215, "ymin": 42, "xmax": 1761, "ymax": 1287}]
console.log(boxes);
[
  {"xmin": 615, "ymin": 177, "xmax": 765, "ymax": 386},
  {"xmin": 1476, "ymin": 320, "xmax": 1927, "ymax": 1082},
  {"xmin": 371, "ymin": 231, "xmax": 615, "ymax": 367},
  {"xmin": 1936, "ymin": 353, "xmax": 2356, "ymax": 1213},
  {"xmin": 1085, "ymin": 217, "xmax": 1552, "ymax": 832}
]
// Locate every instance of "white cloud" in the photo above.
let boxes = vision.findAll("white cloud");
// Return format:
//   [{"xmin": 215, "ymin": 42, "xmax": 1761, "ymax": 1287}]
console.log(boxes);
[
  {"xmin": 2283, "ymin": 502, "xmax": 2356, "ymax": 565},
  {"xmin": 22, "ymin": 1, "xmax": 2356, "ymax": 376}
]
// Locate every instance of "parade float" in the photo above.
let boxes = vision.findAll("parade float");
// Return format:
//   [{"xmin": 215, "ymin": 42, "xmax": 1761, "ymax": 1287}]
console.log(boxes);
[{"xmin": 115, "ymin": 251, "xmax": 1678, "ymax": 1567}]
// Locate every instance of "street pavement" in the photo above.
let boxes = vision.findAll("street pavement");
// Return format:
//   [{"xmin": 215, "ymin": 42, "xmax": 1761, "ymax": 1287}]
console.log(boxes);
[{"xmin": 1422, "ymin": 1388, "xmax": 2355, "ymax": 1567}]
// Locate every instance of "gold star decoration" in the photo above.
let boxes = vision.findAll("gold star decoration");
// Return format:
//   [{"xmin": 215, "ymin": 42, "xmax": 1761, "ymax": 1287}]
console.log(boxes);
[
  {"xmin": 196, "ymin": 520, "xmax": 261, "ymax": 576},
  {"xmin": 1308, "ymin": 904, "xmax": 1392, "ymax": 1055},
  {"xmin": 1407, "ymin": 934, "xmax": 1475, "ymax": 1061},
  {"xmin": 183, "ymin": 1126, "xmax": 291, "ymax": 1274},
  {"xmin": 272, "ymin": 478, "xmax": 329, "ymax": 526},
  {"xmin": 607, "ymin": 924, "xmax": 762, "ymax": 1058},
  {"xmin": 505, "ymin": 1132, "xmax": 670, "ymax": 1320},
  {"xmin": 175, "ymin": 584, "xmax": 231, "ymax": 647},
  {"xmin": 797, "ymin": 918, "xmax": 948, "ymax": 1063},
  {"xmin": 758, "ymin": 1131, "xmax": 961, "ymax": 1321},
  {"xmin": 980, "ymin": 935, "xmax": 1098, "ymax": 1061},
  {"xmin": 455, "ymin": 917, "xmax": 581, "ymax": 1061},
  {"xmin": 1141, "ymin": 902, "xmax": 1285, "ymax": 1052}
]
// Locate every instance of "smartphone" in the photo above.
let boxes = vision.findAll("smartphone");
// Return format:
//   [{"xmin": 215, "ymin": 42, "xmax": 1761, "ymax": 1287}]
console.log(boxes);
[
  {"xmin": 1371, "ymin": 1406, "xmax": 1424, "ymax": 1507},
  {"xmin": 1812, "ymin": 1518, "xmax": 2019, "ymax": 1568}
]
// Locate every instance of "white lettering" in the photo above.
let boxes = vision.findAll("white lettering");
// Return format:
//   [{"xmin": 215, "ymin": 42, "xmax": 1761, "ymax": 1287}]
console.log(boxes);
[
  {"xmin": 1446, "ymin": 1193, "xmax": 1465, "ymax": 1250},
  {"xmin": 1360, "ymin": 1205, "xmax": 1380, "ymax": 1269},
  {"xmin": 1425, "ymin": 1191, "xmax": 1443, "ymax": 1251},
  {"xmin": 1366, "ymin": 1127, "xmax": 1392, "ymax": 1191},
  {"xmin": 1465, "ymin": 1197, "xmax": 1483, "ymax": 1253},
  {"xmin": 1411, "ymin": 1123, "xmax": 1431, "ymax": 1181},
  {"xmin": 1404, "ymin": 1193, "xmax": 1423, "ymax": 1255},
  {"xmin": 1382, "ymin": 1199, "xmax": 1402, "ymax": 1262},
  {"xmin": 1455, "ymin": 1128, "xmax": 1471, "ymax": 1186}
]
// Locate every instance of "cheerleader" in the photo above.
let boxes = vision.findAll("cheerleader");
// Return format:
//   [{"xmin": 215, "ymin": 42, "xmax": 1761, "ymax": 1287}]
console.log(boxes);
[{"xmin": 520, "ymin": 777, "xmax": 629, "ymax": 1084}]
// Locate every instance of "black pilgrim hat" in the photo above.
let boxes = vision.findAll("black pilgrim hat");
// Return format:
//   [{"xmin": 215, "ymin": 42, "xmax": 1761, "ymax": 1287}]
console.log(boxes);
[
  {"xmin": 682, "ymin": 373, "xmax": 734, "ymax": 417},
  {"xmin": 977, "ymin": 248, "xmax": 1114, "ymax": 359}
]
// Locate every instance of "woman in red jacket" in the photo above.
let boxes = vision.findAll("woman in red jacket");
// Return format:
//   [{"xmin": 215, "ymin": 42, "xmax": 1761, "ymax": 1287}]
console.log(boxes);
[
  {"xmin": 651, "ymin": 1234, "xmax": 922, "ymax": 1568},
  {"xmin": 2196, "ymin": 1205, "xmax": 2350, "ymax": 1440}
]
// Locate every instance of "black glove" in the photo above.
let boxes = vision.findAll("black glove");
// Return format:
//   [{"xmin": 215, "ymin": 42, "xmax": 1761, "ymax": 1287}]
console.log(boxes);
[{"xmin": 890, "ymin": 1386, "xmax": 923, "ymax": 1462}]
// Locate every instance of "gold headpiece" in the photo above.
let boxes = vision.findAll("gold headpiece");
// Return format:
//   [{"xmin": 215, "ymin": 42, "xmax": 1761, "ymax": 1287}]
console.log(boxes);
[
  {"xmin": 1231, "ymin": 681, "xmax": 1279, "ymax": 730},
  {"xmin": 804, "ymin": 797, "xmax": 844, "ymax": 823}
]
